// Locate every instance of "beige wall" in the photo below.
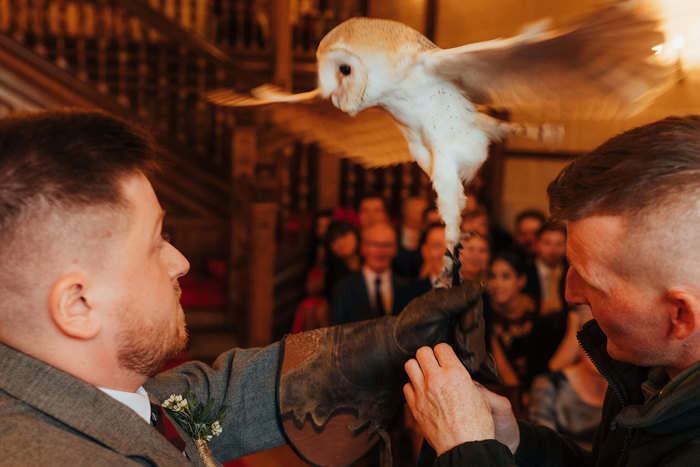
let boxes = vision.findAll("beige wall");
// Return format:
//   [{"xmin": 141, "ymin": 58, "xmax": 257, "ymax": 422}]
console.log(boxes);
[{"xmin": 499, "ymin": 155, "xmax": 573, "ymax": 232}]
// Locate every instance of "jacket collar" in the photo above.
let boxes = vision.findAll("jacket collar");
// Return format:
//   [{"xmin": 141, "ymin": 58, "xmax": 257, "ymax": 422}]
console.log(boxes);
[
  {"xmin": 577, "ymin": 320, "xmax": 648, "ymax": 407},
  {"xmin": 0, "ymin": 342, "xmax": 192, "ymax": 465},
  {"xmin": 578, "ymin": 321, "xmax": 700, "ymax": 433}
]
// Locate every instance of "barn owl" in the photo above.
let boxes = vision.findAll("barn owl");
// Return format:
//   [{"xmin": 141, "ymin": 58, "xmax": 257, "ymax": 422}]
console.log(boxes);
[{"xmin": 207, "ymin": 3, "xmax": 672, "ymax": 275}]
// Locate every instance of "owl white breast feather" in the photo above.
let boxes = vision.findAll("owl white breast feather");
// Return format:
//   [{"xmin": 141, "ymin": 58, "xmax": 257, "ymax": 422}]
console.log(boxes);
[{"xmin": 207, "ymin": 2, "xmax": 674, "ymax": 278}]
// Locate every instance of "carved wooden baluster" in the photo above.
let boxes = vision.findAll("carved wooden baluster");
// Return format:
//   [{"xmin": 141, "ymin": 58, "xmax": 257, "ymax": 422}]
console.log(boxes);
[
  {"xmin": 209, "ymin": 68, "xmax": 227, "ymax": 167},
  {"xmin": 12, "ymin": 0, "xmax": 28, "ymax": 43},
  {"xmin": 113, "ymin": 7, "xmax": 130, "ymax": 107},
  {"xmin": 296, "ymin": 143, "xmax": 309, "ymax": 211},
  {"xmin": 345, "ymin": 161, "xmax": 357, "ymax": 208},
  {"xmin": 179, "ymin": 0, "xmax": 192, "ymax": 30},
  {"xmin": 234, "ymin": 0, "xmax": 245, "ymax": 49},
  {"xmin": 174, "ymin": 45, "xmax": 188, "ymax": 142},
  {"xmin": 194, "ymin": 0, "xmax": 207, "ymax": 39},
  {"xmin": 94, "ymin": 2, "xmax": 109, "ymax": 94},
  {"xmin": 163, "ymin": 0, "xmax": 176, "ymax": 21},
  {"xmin": 400, "ymin": 161, "xmax": 412, "ymax": 200},
  {"xmin": 215, "ymin": 0, "xmax": 230, "ymax": 49},
  {"xmin": 28, "ymin": 0, "xmax": 47, "ymax": 57},
  {"xmin": 194, "ymin": 57, "xmax": 209, "ymax": 155},
  {"xmin": 51, "ymin": 0, "xmax": 69, "ymax": 69},
  {"xmin": 135, "ymin": 20, "xmax": 150, "ymax": 118},
  {"xmin": 0, "ymin": 0, "xmax": 10, "ymax": 36},
  {"xmin": 155, "ymin": 42, "xmax": 169, "ymax": 132},
  {"xmin": 68, "ymin": 0, "xmax": 88, "ymax": 81},
  {"xmin": 279, "ymin": 143, "xmax": 292, "ymax": 223},
  {"xmin": 383, "ymin": 166, "xmax": 394, "ymax": 205}
]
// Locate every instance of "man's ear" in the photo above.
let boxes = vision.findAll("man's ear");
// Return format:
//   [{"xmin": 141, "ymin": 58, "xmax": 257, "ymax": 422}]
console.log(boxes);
[
  {"xmin": 48, "ymin": 272, "xmax": 101, "ymax": 339},
  {"xmin": 665, "ymin": 289, "xmax": 700, "ymax": 341}
]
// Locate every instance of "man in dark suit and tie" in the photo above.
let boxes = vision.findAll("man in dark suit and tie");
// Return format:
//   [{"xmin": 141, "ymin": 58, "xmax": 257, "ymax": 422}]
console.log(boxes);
[
  {"xmin": 331, "ymin": 220, "xmax": 408, "ymax": 324},
  {"xmin": 0, "ymin": 110, "xmax": 490, "ymax": 466}
]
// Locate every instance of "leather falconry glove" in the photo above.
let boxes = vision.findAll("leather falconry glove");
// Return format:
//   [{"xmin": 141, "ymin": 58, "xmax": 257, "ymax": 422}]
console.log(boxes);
[{"xmin": 276, "ymin": 281, "xmax": 498, "ymax": 467}]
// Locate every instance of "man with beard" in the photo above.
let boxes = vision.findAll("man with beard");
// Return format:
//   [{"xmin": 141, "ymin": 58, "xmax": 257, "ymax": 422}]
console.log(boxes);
[
  {"xmin": 403, "ymin": 115, "xmax": 700, "ymax": 466},
  {"xmin": 0, "ymin": 109, "xmax": 492, "ymax": 466}
]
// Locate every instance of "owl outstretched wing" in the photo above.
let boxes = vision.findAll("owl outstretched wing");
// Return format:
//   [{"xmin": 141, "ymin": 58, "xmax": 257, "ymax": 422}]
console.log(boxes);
[
  {"xmin": 204, "ymin": 86, "xmax": 413, "ymax": 167},
  {"xmin": 421, "ymin": 3, "xmax": 675, "ymax": 120}
]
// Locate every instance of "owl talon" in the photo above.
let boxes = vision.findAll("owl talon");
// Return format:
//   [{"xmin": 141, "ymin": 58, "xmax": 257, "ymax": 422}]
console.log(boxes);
[{"xmin": 434, "ymin": 244, "xmax": 463, "ymax": 288}]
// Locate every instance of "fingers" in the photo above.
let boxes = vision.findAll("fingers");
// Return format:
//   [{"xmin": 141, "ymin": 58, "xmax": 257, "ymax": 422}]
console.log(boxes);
[
  {"xmin": 404, "ymin": 357, "xmax": 425, "ymax": 393},
  {"xmin": 433, "ymin": 342, "xmax": 470, "ymax": 372},
  {"xmin": 415, "ymin": 345, "xmax": 441, "ymax": 372}
]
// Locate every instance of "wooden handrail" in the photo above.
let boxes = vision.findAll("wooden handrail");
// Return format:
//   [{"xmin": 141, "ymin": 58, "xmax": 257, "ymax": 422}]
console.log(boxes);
[
  {"xmin": 0, "ymin": 31, "xmax": 229, "ymax": 217},
  {"xmin": 116, "ymin": 0, "xmax": 241, "ymax": 78}
]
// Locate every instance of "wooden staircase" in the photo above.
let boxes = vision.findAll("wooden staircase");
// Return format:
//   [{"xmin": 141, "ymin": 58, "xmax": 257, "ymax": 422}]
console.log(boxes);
[{"xmin": 0, "ymin": 0, "xmax": 375, "ymax": 360}]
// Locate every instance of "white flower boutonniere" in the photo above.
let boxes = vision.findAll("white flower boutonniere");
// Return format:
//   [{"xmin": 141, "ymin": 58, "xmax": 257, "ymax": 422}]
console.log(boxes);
[{"xmin": 162, "ymin": 390, "xmax": 227, "ymax": 467}]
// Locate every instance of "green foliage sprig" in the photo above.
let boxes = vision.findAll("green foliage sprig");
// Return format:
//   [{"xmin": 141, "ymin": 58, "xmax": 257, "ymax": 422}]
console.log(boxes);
[{"xmin": 162, "ymin": 389, "xmax": 226, "ymax": 442}]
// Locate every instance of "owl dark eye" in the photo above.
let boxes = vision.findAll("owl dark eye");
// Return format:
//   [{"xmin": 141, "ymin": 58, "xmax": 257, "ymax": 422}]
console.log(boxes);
[{"xmin": 339, "ymin": 64, "xmax": 352, "ymax": 76}]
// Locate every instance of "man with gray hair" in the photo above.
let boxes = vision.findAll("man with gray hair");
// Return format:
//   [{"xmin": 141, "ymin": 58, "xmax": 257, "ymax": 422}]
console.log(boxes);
[{"xmin": 404, "ymin": 116, "xmax": 700, "ymax": 466}]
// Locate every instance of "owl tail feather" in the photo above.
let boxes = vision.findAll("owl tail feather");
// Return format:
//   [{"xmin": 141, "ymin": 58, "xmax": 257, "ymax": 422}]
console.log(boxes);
[{"xmin": 476, "ymin": 113, "xmax": 564, "ymax": 144}]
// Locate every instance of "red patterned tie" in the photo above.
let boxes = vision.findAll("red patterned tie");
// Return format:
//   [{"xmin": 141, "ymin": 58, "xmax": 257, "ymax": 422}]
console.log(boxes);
[{"xmin": 151, "ymin": 404, "xmax": 187, "ymax": 454}]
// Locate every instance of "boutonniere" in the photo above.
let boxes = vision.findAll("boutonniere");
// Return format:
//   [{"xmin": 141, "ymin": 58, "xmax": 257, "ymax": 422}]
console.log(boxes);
[{"xmin": 163, "ymin": 390, "xmax": 227, "ymax": 467}]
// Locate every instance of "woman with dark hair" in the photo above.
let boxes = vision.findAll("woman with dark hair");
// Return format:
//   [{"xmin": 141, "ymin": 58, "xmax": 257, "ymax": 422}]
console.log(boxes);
[{"xmin": 486, "ymin": 250, "xmax": 538, "ymax": 389}]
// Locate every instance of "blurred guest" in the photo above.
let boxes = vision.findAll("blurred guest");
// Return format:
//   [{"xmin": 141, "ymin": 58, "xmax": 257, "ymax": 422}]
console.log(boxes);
[
  {"xmin": 524, "ymin": 222, "xmax": 568, "ymax": 316},
  {"xmin": 524, "ymin": 222, "xmax": 570, "ymax": 378},
  {"xmin": 331, "ymin": 221, "xmax": 407, "ymax": 324},
  {"xmin": 395, "ymin": 223, "xmax": 446, "ymax": 311},
  {"xmin": 460, "ymin": 206, "xmax": 490, "ymax": 236},
  {"xmin": 394, "ymin": 196, "xmax": 429, "ymax": 280},
  {"xmin": 357, "ymin": 193, "xmax": 389, "ymax": 228},
  {"xmin": 486, "ymin": 250, "xmax": 538, "ymax": 388},
  {"xmin": 514, "ymin": 209, "xmax": 546, "ymax": 260},
  {"xmin": 458, "ymin": 232, "xmax": 491, "ymax": 283}
]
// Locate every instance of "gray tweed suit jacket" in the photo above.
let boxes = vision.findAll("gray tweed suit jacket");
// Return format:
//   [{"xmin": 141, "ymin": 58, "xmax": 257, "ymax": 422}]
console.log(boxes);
[{"xmin": 0, "ymin": 342, "xmax": 286, "ymax": 466}]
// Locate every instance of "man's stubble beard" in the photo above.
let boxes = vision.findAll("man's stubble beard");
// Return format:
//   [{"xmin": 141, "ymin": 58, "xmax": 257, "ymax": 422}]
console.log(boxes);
[{"xmin": 116, "ymin": 286, "xmax": 189, "ymax": 378}]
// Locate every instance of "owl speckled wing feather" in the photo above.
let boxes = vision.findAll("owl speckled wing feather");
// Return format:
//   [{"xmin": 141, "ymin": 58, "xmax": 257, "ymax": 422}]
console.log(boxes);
[{"xmin": 420, "ymin": 3, "xmax": 675, "ymax": 120}]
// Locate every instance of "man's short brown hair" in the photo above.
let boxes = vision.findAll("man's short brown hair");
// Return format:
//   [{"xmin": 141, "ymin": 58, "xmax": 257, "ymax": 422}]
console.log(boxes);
[
  {"xmin": 0, "ymin": 109, "xmax": 160, "ymax": 237},
  {"xmin": 548, "ymin": 115, "xmax": 700, "ymax": 222}
]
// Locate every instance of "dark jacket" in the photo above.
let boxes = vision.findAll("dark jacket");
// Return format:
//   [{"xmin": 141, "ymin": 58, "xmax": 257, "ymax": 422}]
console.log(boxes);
[
  {"xmin": 436, "ymin": 320, "xmax": 700, "ymax": 466},
  {"xmin": 330, "ymin": 271, "xmax": 407, "ymax": 325}
]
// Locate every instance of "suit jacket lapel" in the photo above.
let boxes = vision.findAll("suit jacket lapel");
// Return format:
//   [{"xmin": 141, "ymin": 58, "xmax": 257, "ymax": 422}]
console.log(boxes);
[{"xmin": 0, "ymin": 343, "xmax": 192, "ymax": 466}]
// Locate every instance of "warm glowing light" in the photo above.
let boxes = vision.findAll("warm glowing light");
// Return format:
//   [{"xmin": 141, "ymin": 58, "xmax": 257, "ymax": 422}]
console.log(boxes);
[{"xmin": 652, "ymin": 44, "xmax": 664, "ymax": 54}]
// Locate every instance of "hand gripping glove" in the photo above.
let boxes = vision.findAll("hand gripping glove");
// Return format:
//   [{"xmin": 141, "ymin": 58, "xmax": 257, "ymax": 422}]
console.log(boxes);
[{"xmin": 276, "ymin": 281, "xmax": 497, "ymax": 467}]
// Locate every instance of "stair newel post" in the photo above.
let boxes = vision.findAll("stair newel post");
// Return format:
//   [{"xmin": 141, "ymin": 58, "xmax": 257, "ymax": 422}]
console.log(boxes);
[
  {"xmin": 248, "ymin": 200, "xmax": 279, "ymax": 346},
  {"xmin": 230, "ymin": 123, "xmax": 257, "ymax": 346}
]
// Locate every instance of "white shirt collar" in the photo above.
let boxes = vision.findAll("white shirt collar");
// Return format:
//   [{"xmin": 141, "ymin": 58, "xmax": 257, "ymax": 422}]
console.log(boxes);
[{"xmin": 99, "ymin": 385, "xmax": 152, "ymax": 424}]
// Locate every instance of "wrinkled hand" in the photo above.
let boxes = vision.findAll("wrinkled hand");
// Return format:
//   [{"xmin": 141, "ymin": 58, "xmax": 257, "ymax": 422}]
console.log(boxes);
[{"xmin": 404, "ymin": 344, "xmax": 520, "ymax": 456}]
